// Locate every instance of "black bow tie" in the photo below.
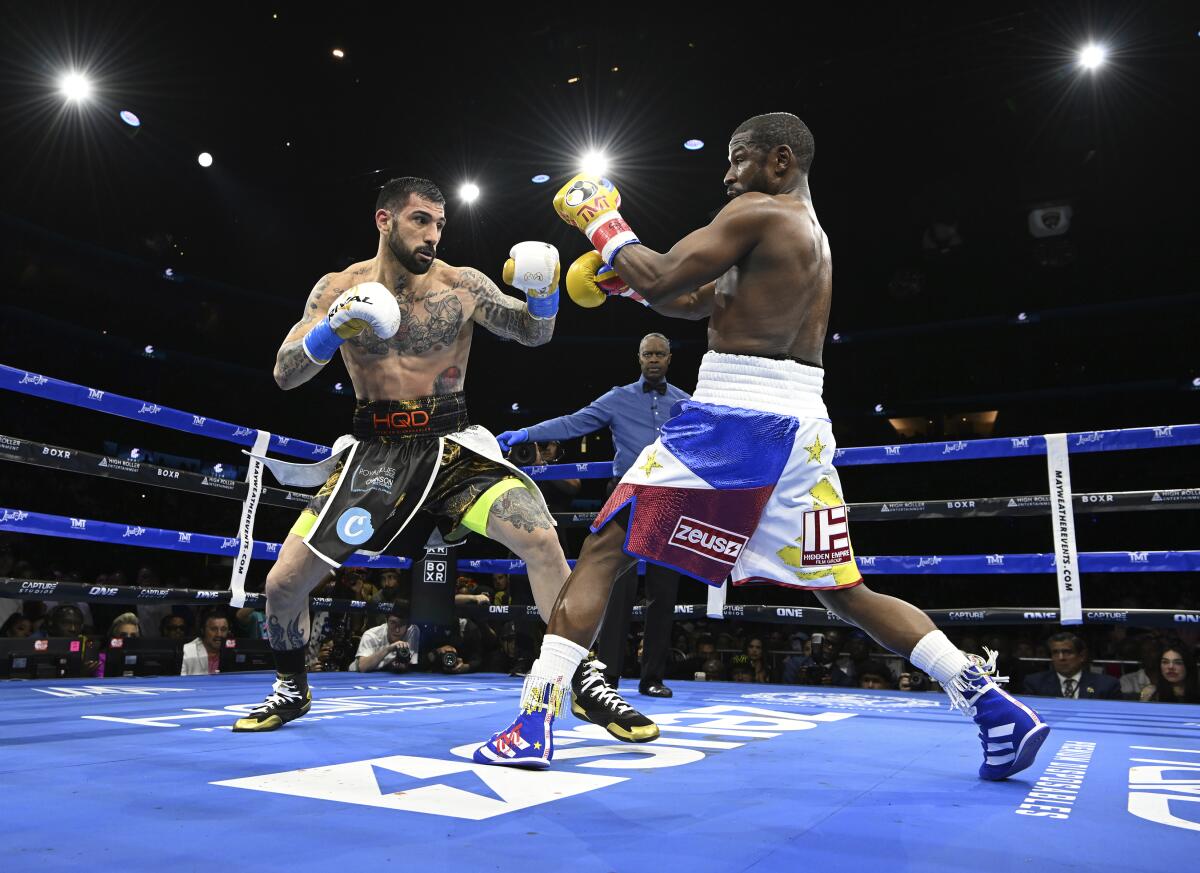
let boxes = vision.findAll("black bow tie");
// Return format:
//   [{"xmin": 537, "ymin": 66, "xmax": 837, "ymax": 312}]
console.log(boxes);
[{"xmin": 643, "ymin": 381, "xmax": 666, "ymax": 394}]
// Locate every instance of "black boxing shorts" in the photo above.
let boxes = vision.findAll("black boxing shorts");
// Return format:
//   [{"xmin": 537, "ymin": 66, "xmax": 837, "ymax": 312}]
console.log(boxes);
[{"xmin": 289, "ymin": 392, "xmax": 522, "ymax": 567}]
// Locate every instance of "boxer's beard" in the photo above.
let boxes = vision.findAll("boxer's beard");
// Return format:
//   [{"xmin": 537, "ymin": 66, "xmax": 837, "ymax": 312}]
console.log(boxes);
[{"xmin": 388, "ymin": 231, "xmax": 434, "ymax": 275}]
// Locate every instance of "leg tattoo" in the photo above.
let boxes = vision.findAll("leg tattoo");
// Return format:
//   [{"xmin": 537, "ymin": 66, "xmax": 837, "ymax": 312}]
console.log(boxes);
[{"xmin": 492, "ymin": 487, "xmax": 554, "ymax": 533}]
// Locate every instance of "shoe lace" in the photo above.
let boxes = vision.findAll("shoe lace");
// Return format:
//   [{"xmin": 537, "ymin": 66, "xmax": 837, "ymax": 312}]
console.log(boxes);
[
  {"xmin": 250, "ymin": 675, "xmax": 301, "ymax": 714},
  {"xmin": 944, "ymin": 647, "xmax": 1010, "ymax": 718},
  {"xmin": 578, "ymin": 659, "xmax": 633, "ymax": 715}
]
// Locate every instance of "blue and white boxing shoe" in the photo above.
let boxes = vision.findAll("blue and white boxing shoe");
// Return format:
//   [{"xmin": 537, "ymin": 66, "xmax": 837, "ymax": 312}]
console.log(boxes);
[
  {"xmin": 946, "ymin": 649, "xmax": 1051, "ymax": 781},
  {"xmin": 473, "ymin": 677, "xmax": 564, "ymax": 770}
]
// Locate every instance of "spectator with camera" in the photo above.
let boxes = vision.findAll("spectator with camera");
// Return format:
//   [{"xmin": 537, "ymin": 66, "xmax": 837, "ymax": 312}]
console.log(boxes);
[
  {"xmin": 496, "ymin": 333, "xmax": 690, "ymax": 699},
  {"xmin": 354, "ymin": 598, "xmax": 419, "ymax": 673},
  {"xmin": 780, "ymin": 631, "xmax": 815, "ymax": 685},
  {"xmin": 803, "ymin": 631, "xmax": 853, "ymax": 687}
]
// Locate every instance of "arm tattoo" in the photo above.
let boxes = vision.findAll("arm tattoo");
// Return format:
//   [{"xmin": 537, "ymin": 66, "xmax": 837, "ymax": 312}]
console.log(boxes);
[
  {"xmin": 460, "ymin": 268, "xmax": 554, "ymax": 346},
  {"xmin": 491, "ymin": 487, "xmax": 554, "ymax": 533},
  {"xmin": 275, "ymin": 339, "xmax": 317, "ymax": 381},
  {"xmin": 307, "ymin": 276, "xmax": 331, "ymax": 313}
]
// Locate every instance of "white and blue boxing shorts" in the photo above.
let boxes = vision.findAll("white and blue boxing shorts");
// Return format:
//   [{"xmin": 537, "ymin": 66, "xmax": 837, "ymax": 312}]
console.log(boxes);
[{"xmin": 593, "ymin": 352, "xmax": 863, "ymax": 590}]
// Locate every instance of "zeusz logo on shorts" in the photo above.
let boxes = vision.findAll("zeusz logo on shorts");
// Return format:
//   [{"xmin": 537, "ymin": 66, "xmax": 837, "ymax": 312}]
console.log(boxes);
[
  {"xmin": 669, "ymin": 516, "xmax": 748, "ymax": 565},
  {"xmin": 373, "ymin": 411, "xmax": 431, "ymax": 430}
]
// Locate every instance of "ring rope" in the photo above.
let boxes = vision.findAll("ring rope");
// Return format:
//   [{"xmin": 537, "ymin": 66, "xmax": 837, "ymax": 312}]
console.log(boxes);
[{"xmin": 1, "ymin": 577, "xmax": 1195, "ymax": 629}]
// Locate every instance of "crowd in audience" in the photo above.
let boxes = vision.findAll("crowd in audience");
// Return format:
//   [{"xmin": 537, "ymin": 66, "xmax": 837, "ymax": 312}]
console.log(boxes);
[{"xmin": 2, "ymin": 533, "xmax": 1196, "ymax": 702}]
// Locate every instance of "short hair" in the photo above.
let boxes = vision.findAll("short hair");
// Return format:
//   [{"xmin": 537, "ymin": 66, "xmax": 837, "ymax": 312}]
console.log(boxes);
[
  {"xmin": 108, "ymin": 613, "xmax": 140, "ymax": 637},
  {"xmin": 388, "ymin": 597, "xmax": 411, "ymax": 623},
  {"xmin": 376, "ymin": 176, "xmax": 445, "ymax": 213},
  {"xmin": 160, "ymin": 614, "xmax": 187, "ymax": 633},
  {"xmin": 1047, "ymin": 632, "xmax": 1085, "ymax": 653},
  {"xmin": 200, "ymin": 609, "xmax": 229, "ymax": 630},
  {"xmin": 50, "ymin": 604, "xmax": 82, "ymax": 624},
  {"xmin": 640, "ymin": 332, "xmax": 670, "ymax": 351},
  {"xmin": 858, "ymin": 661, "xmax": 893, "ymax": 684},
  {"xmin": 732, "ymin": 112, "xmax": 815, "ymax": 174}
]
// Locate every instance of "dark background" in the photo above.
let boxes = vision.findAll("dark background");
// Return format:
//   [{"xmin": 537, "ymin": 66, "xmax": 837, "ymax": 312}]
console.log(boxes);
[{"xmin": 1, "ymin": 2, "xmax": 1197, "ymax": 611}]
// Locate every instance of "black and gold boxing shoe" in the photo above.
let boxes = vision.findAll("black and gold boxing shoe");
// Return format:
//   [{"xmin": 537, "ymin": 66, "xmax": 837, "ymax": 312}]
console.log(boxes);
[
  {"xmin": 570, "ymin": 658, "xmax": 659, "ymax": 743},
  {"xmin": 232, "ymin": 672, "xmax": 312, "ymax": 732}
]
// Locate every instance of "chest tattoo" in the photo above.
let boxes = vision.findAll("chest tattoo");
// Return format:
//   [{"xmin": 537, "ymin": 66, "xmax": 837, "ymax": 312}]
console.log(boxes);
[{"xmin": 349, "ymin": 291, "xmax": 464, "ymax": 357}]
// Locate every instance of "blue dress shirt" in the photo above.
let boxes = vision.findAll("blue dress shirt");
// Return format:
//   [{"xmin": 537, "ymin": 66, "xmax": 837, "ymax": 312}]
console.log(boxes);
[{"xmin": 525, "ymin": 376, "xmax": 691, "ymax": 476}]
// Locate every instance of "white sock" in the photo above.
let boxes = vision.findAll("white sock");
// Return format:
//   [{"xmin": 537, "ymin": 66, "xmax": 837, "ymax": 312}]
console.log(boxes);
[
  {"xmin": 910, "ymin": 630, "xmax": 972, "ymax": 686},
  {"xmin": 530, "ymin": 634, "xmax": 588, "ymax": 685}
]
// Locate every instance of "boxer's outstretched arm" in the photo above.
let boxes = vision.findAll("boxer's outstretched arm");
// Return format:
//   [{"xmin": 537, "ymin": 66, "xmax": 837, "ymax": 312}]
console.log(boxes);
[
  {"xmin": 274, "ymin": 275, "xmax": 337, "ymax": 389},
  {"xmin": 462, "ymin": 267, "xmax": 555, "ymax": 346},
  {"xmin": 614, "ymin": 193, "xmax": 767, "ymax": 304}
]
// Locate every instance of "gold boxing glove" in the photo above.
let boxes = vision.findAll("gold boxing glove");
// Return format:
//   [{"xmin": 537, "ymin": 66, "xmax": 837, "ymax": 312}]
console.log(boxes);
[
  {"xmin": 552, "ymin": 174, "xmax": 641, "ymax": 266},
  {"xmin": 565, "ymin": 251, "xmax": 648, "ymax": 308}
]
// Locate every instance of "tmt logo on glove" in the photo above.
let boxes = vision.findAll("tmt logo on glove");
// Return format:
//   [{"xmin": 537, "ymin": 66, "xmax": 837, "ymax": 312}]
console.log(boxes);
[
  {"xmin": 558, "ymin": 178, "xmax": 619, "ymax": 224},
  {"xmin": 554, "ymin": 173, "xmax": 639, "ymax": 266}
]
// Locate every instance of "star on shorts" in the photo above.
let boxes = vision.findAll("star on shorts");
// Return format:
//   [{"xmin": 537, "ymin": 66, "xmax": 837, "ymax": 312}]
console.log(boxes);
[
  {"xmin": 804, "ymin": 435, "xmax": 825, "ymax": 465},
  {"xmin": 639, "ymin": 449, "xmax": 663, "ymax": 478}
]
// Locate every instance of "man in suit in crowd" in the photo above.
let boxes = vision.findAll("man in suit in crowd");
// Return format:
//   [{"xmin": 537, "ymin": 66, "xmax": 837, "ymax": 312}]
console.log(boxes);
[{"xmin": 1023, "ymin": 632, "xmax": 1121, "ymax": 699}]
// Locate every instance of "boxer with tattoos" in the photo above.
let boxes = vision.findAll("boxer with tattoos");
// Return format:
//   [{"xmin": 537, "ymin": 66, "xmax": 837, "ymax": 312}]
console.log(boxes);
[{"xmin": 233, "ymin": 177, "xmax": 654, "ymax": 732}]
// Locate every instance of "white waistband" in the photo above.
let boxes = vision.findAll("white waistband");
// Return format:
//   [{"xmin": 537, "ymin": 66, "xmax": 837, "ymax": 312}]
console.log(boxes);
[{"xmin": 692, "ymin": 352, "xmax": 828, "ymax": 419}]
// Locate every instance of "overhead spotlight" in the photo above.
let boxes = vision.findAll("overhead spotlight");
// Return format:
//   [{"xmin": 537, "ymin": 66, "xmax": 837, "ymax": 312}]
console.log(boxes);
[
  {"xmin": 1017, "ymin": 312, "xmax": 1028, "ymax": 322},
  {"xmin": 511, "ymin": 403, "xmax": 521, "ymax": 412},
  {"xmin": 531, "ymin": 174, "xmax": 550, "ymax": 184},
  {"xmin": 831, "ymin": 332, "xmax": 842, "ymax": 343},
  {"xmin": 197, "ymin": 152, "xmax": 213, "ymax": 168},
  {"xmin": 58, "ymin": 72, "xmax": 92, "ymax": 103},
  {"xmin": 163, "ymin": 267, "xmax": 175, "ymax": 279},
  {"xmin": 873, "ymin": 403, "xmax": 885, "ymax": 414},
  {"xmin": 130, "ymin": 448, "xmax": 141, "ymax": 460},
  {"xmin": 1192, "ymin": 377, "xmax": 1200, "ymax": 389},
  {"xmin": 566, "ymin": 76, "xmax": 580, "ymax": 84},
  {"xmin": 580, "ymin": 150, "xmax": 608, "ymax": 176},
  {"xmin": 1079, "ymin": 44, "xmax": 1106, "ymax": 70},
  {"xmin": 143, "ymin": 345, "xmax": 155, "ymax": 356},
  {"xmin": 684, "ymin": 139, "xmax": 704, "ymax": 151},
  {"xmin": 459, "ymin": 183, "xmax": 480, "ymax": 203},
  {"xmin": 119, "ymin": 110, "xmax": 141, "ymax": 127},
  {"xmin": 332, "ymin": 48, "xmax": 345, "ymax": 59}
]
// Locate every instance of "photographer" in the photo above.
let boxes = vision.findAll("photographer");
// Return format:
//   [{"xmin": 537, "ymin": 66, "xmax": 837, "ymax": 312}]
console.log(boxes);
[
  {"xmin": 797, "ymin": 631, "xmax": 852, "ymax": 687},
  {"xmin": 354, "ymin": 598, "xmax": 419, "ymax": 673}
]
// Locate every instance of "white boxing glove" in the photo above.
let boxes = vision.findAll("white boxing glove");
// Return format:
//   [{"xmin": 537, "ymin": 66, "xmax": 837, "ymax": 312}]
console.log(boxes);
[
  {"xmin": 302, "ymin": 282, "xmax": 402, "ymax": 364},
  {"xmin": 502, "ymin": 241, "xmax": 561, "ymax": 319}
]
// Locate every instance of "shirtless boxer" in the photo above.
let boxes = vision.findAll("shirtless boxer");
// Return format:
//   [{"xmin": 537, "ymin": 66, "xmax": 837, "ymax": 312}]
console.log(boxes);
[
  {"xmin": 476, "ymin": 115, "xmax": 1050, "ymax": 780},
  {"xmin": 233, "ymin": 176, "xmax": 653, "ymax": 737}
]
